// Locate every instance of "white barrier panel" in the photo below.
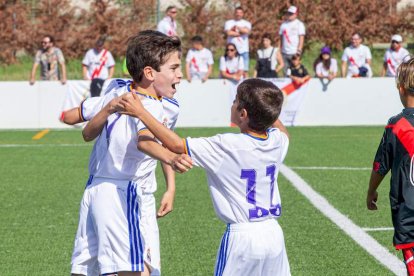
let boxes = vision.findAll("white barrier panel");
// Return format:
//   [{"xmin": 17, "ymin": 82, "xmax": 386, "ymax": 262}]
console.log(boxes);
[{"xmin": 0, "ymin": 78, "xmax": 404, "ymax": 129}]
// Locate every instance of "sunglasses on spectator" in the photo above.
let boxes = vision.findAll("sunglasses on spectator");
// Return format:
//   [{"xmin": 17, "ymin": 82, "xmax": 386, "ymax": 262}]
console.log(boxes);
[
  {"xmin": 226, "ymin": 48, "xmax": 236, "ymax": 52},
  {"xmin": 392, "ymin": 40, "xmax": 400, "ymax": 44},
  {"xmin": 170, "ymin": 10, "xmax": 177, "ymax": 14},
  {"xmin": 42, "ymin": 41, "xmax": 50, "ymax": 44}
]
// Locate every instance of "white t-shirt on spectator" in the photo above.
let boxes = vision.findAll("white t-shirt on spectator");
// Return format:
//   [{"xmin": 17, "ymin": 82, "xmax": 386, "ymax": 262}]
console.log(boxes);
[
  {"xmin": 315, "ymin": 58, "xmax": 338, "ymax": 77},
  {"xmin": 279, "ymin": 19, "xmax": 306, "ymax": 55},
  {"xmin": 219, "ymin": 56, "xmax": 244, "ymax": 74},
  {"xmin": 383, "ymin": 47, "xmax": 410, "ymax": 77},
  {"xmin": 157, "ymin": 16, "xmax": 177, "ymax": 36},
  {"xmin": 257, "ymin": 47, "xmax": 279, "ymax": 70},
  {"xmin": 341, "ymin": 45, "xmax": 372, "ymax": 77},
  {"xmin": 186, "ymin": 48, "xmax": 214, "ymax": 77},
  {"xmin": 82, "ymin": 48, "xmax": 115, "ymax": 80},
  {"xmin": 224, "ymin": 19, "xmax": 252, "ymax": 54}
]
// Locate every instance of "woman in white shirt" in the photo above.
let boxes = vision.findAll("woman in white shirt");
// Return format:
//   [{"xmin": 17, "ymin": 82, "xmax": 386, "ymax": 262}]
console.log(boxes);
[
  {"xmin": 254, "ymin": 33, "xmax": 284, "ymax": 78},
  {"xmin": 314, "ymin": 46, "xmax": 338, "ymax": 81},
  {"xmin": 219, "ymin": 43, "xmax": 244, "ymax": 84}
]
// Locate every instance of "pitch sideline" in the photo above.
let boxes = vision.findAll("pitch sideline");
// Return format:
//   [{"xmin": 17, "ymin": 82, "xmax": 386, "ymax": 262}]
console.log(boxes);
[{"xmin": 280, "ymin": 164, "xmax": 405, "ymax": 275}]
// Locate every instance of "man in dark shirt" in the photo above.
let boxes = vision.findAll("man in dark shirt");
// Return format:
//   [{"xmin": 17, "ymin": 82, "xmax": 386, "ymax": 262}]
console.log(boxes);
[{"xmin": 368, "ymin": 58, "xmax": 414, "ymax": 276}]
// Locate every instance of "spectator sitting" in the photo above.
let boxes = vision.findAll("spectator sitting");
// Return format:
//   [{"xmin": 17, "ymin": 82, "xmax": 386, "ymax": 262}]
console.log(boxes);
[
  {"xmin": 314, "ymin": 46, "xmax": 338, "ymax": 81},
  {"xmin": 381, "ymin": 34, "xmax": 410, "ymax": 77},
  {"xmin": 341, "ymin": 32, "xmax": 372, "ymax": 78},
  {"xmin": 287, "ymin": 54, "xmax": 310, "ymax": 85},
  {"xmin": 185, "ymin": 35, "xmax": 214, "ymax": 82},
  {"xmin": 82, "ymin": 37, "xmax": 115, "ymax": 97},
  {"xmin": 29, "ymin": 35, "xmax": 67, "ymax": 85},
  {"xmin": 219, "ymin": 43, "xmax": 244, "ymax": 83},
  {"xmin": 254, "ymin": 33, "xmax": 284, "ymax": 78}
]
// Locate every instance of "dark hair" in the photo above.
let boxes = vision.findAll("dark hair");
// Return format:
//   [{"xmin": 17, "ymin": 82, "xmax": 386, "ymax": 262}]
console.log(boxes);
[
  {"xmin": 235, "ymin": 6, "xmax": 244, "ymax": 12},
  {"xmin": 291, "ymin": 54, "xmax": 301, "ymax": 61},
  {"xmin": 224, "ymin": 43, "xmax": 239, "ymax": 59},
  {"xmin": 126, "ymin": 30, "xmax": 181, "ymax": 83},
  {"xmin": 166, "ymin": 5, "xmax": 176, "ymax": 12},
  {"xmin": 313, "ymin": 53, "xmax": 331, "ymax": 72},
  {"xmin": 191, "ymin": 35, "xmax": 203, "ymax": 43},
  {"xmin": 44, "ymin": 35, "xmax": 54, "ymax": 44},
  {"xmin": 351, "ymin": 32, "xmax": 362, "ymax": 40},
  {"xmin": 261, "ymin": 33, "xmax": 273, "ymax": 43},
  {"xmin": 236, "ymin": 79, "xmax": 284, "ymax": 132}
]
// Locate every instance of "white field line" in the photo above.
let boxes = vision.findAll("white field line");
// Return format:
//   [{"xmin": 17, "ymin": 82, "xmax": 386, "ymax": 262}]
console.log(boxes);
[
  {"xmin": 0, "ymin": 144, "xmax": 91, "ymax": 148},
  {"xmin": 289, "ymin": 166, "xmax": 371, "ymax": 171},
  {"xmin": 363, "ymin": 227, "xmax": 394, "ymax": 232},
  {"xmin": 280, "ymin": 164, "xmax": 405, "ymax": 276}
]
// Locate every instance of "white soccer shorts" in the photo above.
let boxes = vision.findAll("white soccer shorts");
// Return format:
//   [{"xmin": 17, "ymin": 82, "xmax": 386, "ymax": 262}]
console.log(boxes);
[
  {"xmin": 214, "ymin": 219, "xmax": 291, "ymax": 276},
  {"xmin": 71, "ymin": 177, "xmax": 146, "ymax": 275}
]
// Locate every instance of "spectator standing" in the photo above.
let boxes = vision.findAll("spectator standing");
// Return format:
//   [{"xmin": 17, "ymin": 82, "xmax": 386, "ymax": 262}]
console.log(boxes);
[
  {"xmin": 29, "ymin": 35, "xmax": 66, "ymax": 85},
  {"xmin": 287, "ymin": 54, "xmax": 310, "ymax": 85},
  {"xmin": 185, "ymin": 36, "xmax": 214, "ymax": 82},
  {"xmin": 382, "ymin": 34, "xmax": 410, "ymax": 77},
  {"xmin": 157, "ymin": 6, "xmax": 178, "ymax": 37},
  {"xmin": 254, "ymin": 33, "xmax": 284, "ymax": 78},
  {"xmin": 82, "ymin": 37, "xmax": 115, "ymax": 97},
  {"xmin": 219, "ymin": 43, "xmax": 244, "ymax": 84},
  {"xmin": 224, "ymin": 7, "xmax": 251, "ymax": 76},
  {"xmin": 278, "ymin": 5, "xmax": 306, "ymax": 76},
  {"xmin": 314, "ymin": 46, "xmax": 338, "ymax": 80},
  {"xmin": 341, "ymin": 32, "xmax": 372, "ymax": 78}
]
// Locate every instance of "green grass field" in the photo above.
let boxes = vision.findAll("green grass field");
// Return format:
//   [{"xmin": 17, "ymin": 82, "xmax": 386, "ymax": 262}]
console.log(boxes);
[{"xmin": 0, "ymin": 127, "xmax": 400, "ymax": 275}]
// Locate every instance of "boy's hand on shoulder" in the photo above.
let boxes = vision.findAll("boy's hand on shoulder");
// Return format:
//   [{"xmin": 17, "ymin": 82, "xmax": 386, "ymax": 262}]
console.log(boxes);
[
  {"xmin": 366, "ymin": 190, "xmax": 378, "ymax": 210},
  {"xmin": 171, "ymin": 154, "xmax": 193, "ymax": 173},
  {"xmin": 157, "ymin": 190, "xmax": 175, "ymax": 218},
  {"xmin": 115, "ymin": 92, "xmax": 145, "ymax": 118}
]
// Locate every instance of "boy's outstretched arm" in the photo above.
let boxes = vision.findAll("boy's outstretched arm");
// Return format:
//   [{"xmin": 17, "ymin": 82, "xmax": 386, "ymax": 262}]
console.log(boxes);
[
  {"xmin": 367, "ymin": 170, "xmax": 385, "ymax": 210},
  {"xmin": 272, "ymin": 119, "xmax": 289, "ymax": 138},
  {"xmin": 116, "ymin": 93, "xmax": 185, "ymax": 154},
  {"xmin": 61, "ymin": 107, "xmax": 83, "ymax": 125},
  {"xmin": 137, "ymin": 133, "xmax": 192, "ymax": 173}
]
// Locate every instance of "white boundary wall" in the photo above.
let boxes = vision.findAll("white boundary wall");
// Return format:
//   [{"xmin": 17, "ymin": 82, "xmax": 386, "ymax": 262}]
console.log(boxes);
[{"xmin": 0, "ymin": 78, "xmax": 403, "ymax": 129}]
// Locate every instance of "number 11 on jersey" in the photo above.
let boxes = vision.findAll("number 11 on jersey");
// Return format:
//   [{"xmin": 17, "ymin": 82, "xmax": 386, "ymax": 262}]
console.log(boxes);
[{"xmin": 241, "ymin": 164, "xmax": 281, "ymax": 220}]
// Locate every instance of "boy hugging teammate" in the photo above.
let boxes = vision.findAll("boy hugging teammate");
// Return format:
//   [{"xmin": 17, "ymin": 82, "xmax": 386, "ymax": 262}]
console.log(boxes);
[
  {"xmin": 70, "ymin": 30, "xmax": 191, "ymax": 276},
  {"xmin": 116, "ymin": 78, "xmax": 291, "ymax": 275}
]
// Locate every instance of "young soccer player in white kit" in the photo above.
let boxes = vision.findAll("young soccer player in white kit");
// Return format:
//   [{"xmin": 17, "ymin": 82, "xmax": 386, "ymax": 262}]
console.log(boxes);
[
  {"xmin": 69, "ymin": 31, "xmax": 192, "ymax": 276},
  {"xmin": 116, "ymin": 78, "xmax": 291, "ymax": 275}
]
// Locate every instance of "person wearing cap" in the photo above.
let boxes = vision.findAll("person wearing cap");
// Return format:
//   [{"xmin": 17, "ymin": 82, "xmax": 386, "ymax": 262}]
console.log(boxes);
[
  {"xmin": 382, "ymin": 34, "xmax": 410, "ymax": 77},
  {"xmin": 341, "ymin": 32, "xmax": 372, "ymax": 78},
  {"xmin": 157, "ymin": 5, "xmax": 178, "ymax": 37},
  {"xmin": 314, "ymin": 46, "xmax": 338, "ymax": 80},
  {"xmin": 224, "ymin": 6, "xmax": 252, "ymax": 76},
  {"xmin": 185, "ymin": 35, "xmax": 214, "ymax": 82},
  {"xmin": 278, "ymin": 5, "xmax": 306, "ymax": 77},
  {"xmin": 82, "ymin": 37, "xmax": 115, "ymax": 97}
]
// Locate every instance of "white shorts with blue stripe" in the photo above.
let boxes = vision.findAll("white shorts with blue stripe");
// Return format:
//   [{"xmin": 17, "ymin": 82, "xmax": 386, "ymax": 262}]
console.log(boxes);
[
  {"xmin": 214, "ymin": 219, "xmax": 290, "ymax": 276},
  {"xmin": 71, "ymin": 177, "xmax": 145, "ymax": 275}
]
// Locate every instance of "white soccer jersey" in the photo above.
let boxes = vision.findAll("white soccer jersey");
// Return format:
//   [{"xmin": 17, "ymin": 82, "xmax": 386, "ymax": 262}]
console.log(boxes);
[
  {"xmin": 341, "ymin": 45, "xmax": 372, "ymax": 77},
  {"xmin": 157, "ymin": 16, "xmax": 177, "ymax": 37},
  {"xmin": 82, "ymin": 48, "xmax": 115, "ymax": 80},
  {"xmin": 186, "ymin": 48, "xmax": 214, "ymax": 77},
  {"xmin": 279, "ymin": 19, "xmax": 306, "ymax": 55},
  {"xmin": 384, "ymin": 47, "xmax": 410, "ymax": 77},
  {"xmin": 184, "ymin": 128, "xmax": 289, "ymax": 224},
  {"xmin": 224, "ymin": 19, "xmax": 251, "ymax": 54},
  {"xmin": 315, "ymin": 58, "xmax": 338, "ymax": 77},
  {"xmin": 219, "ymin": 56, "xmax": 244, "ymax": 74},
  {"xmin": 82, "ymin": 79, "xmax": 179, "ymax": 192}
]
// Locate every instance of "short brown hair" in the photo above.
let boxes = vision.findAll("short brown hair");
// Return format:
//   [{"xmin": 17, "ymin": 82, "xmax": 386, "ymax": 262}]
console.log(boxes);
[
  {"xmin": 126, "ymin": 30, "xmax": 181, "ymax": 83},
  {"xmin": 236, "ymin": 79, "xmax": 284, "ymax": 132},
  {"xmin": 396, "ymin": 57, "xmax": 414, "ymax": 94}
]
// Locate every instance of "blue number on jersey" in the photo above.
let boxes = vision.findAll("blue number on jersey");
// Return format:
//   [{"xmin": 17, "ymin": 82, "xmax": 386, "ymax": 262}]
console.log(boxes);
[{"xmin": 241, "ymin": 164, "xmax": 281, "ymax": 220}]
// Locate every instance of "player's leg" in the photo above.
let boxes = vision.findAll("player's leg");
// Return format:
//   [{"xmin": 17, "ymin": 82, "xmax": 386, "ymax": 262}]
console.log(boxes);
[
  {"xmin": 71, "ymin": 180, "xmax": 99, "ymax": 275},
  {"xmin": 402, "ymin": 248, "xmax": 414, "ymax": 276},
  {"xmin": 91, "ymin": 179, "xmax": 146, "ymax": 275}
]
